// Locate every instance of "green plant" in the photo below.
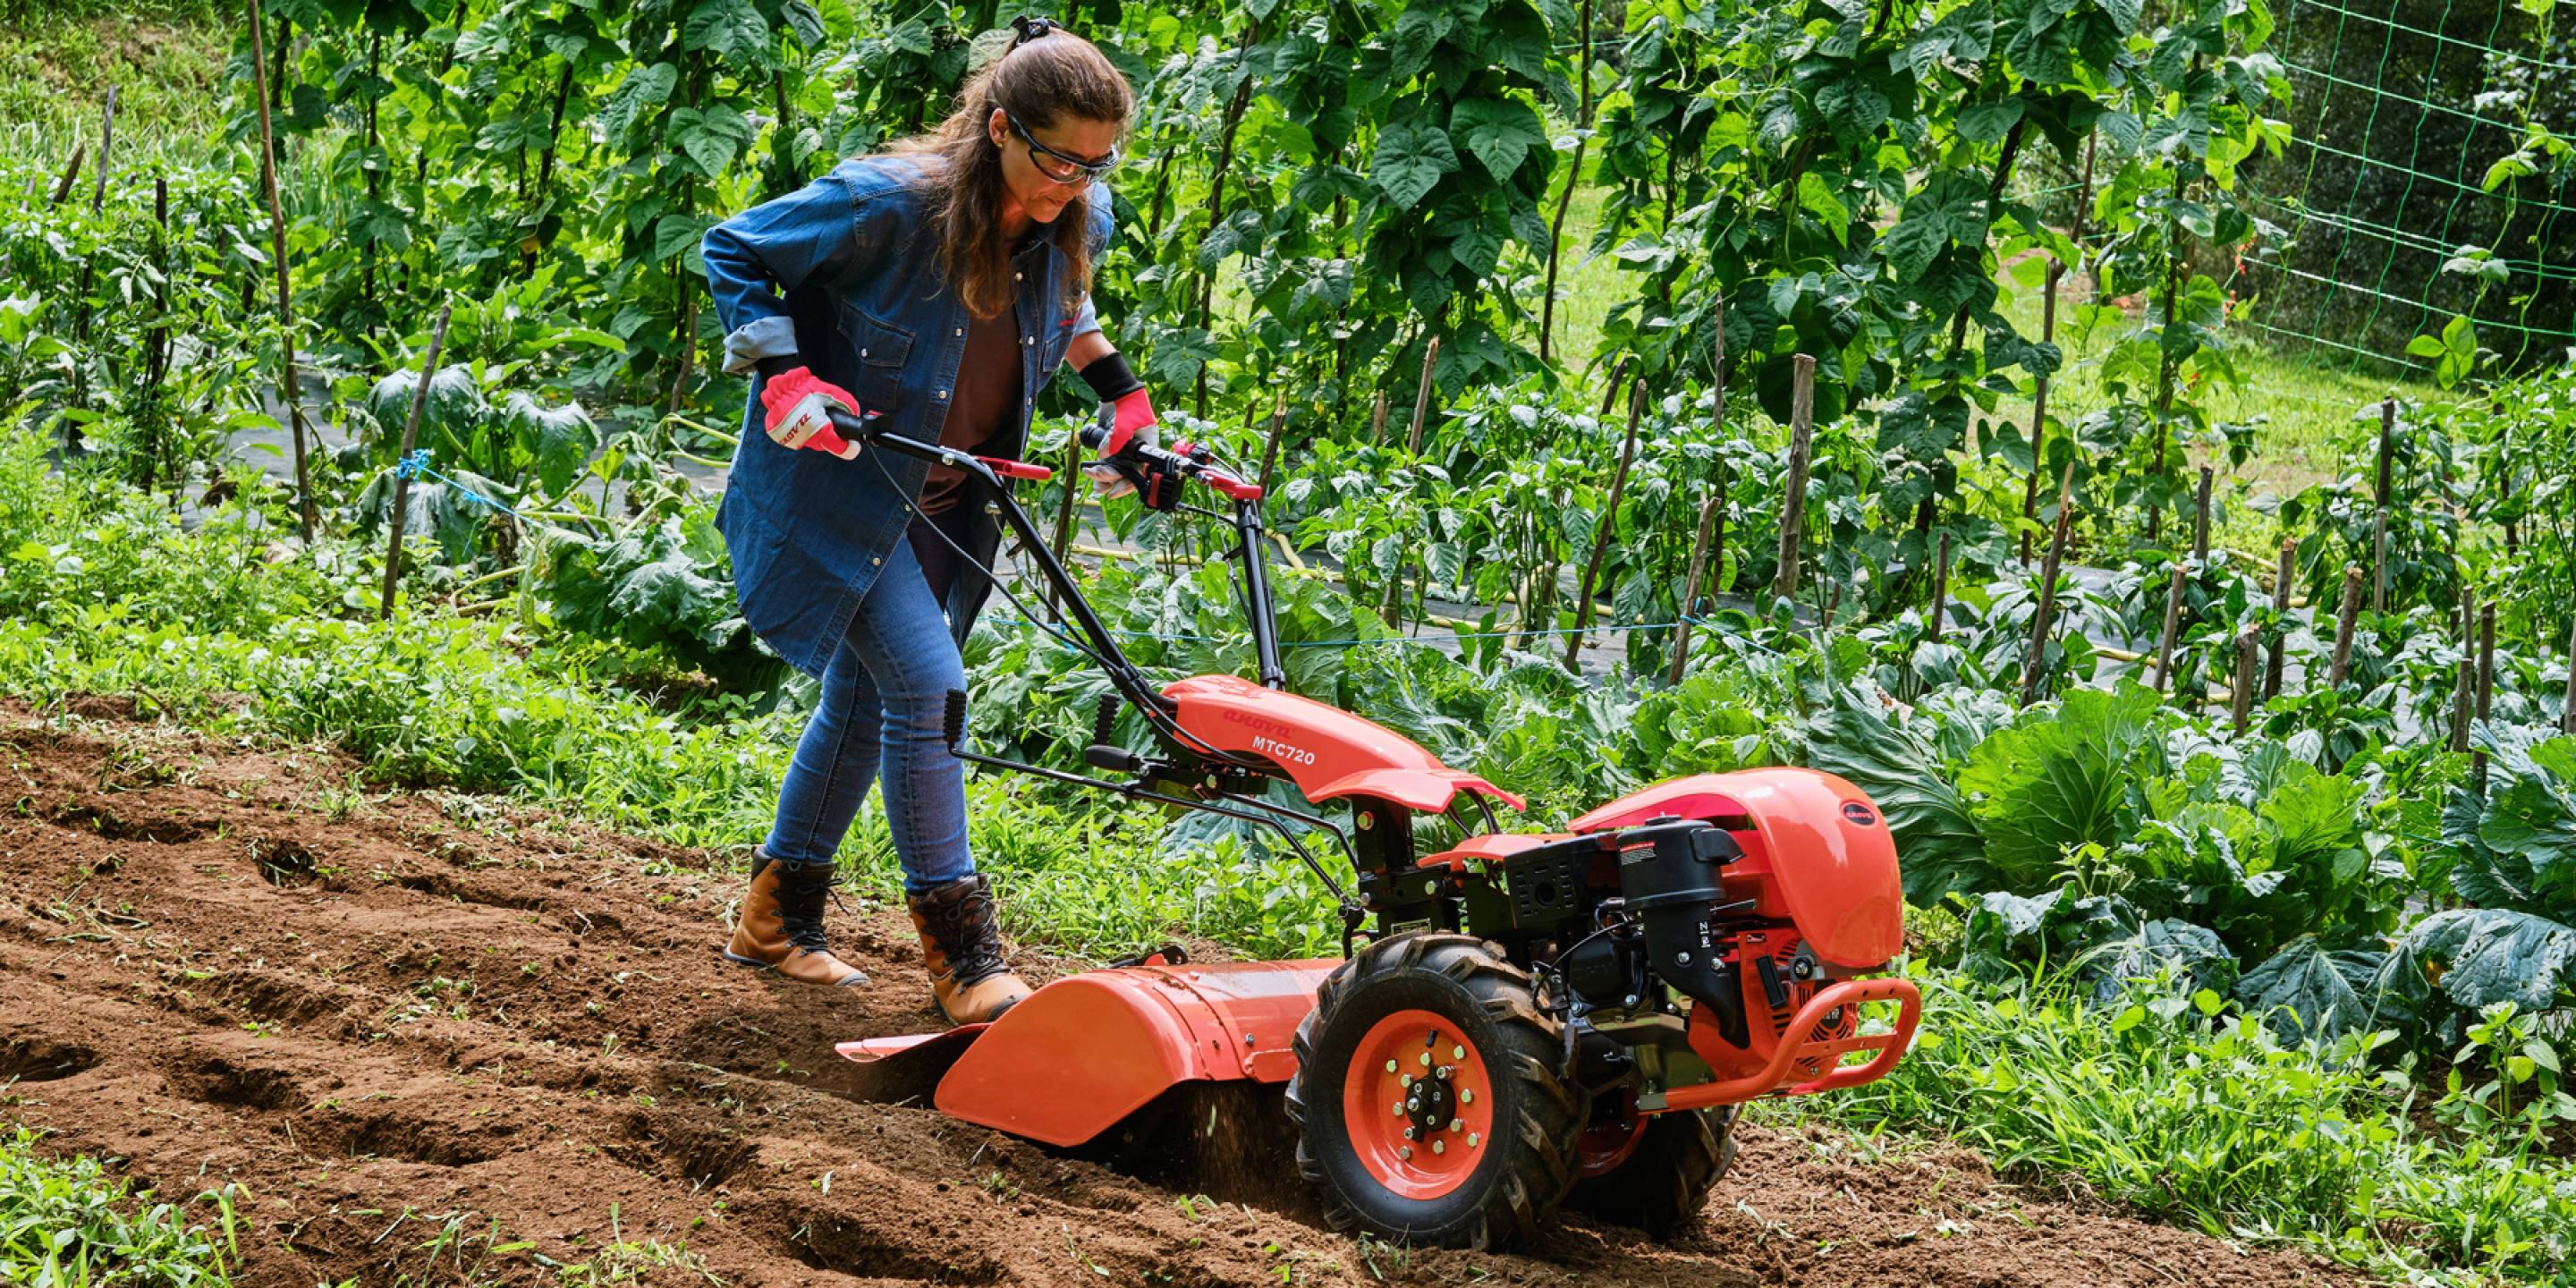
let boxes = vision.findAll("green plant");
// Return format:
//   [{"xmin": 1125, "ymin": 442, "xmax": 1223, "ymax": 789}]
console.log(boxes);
[{"xmin": 0, "ymin": 1129, "xmax": 239, "ymax": 1287}]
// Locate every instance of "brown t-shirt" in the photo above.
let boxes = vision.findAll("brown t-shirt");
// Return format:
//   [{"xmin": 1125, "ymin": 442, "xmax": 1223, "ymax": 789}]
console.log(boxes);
[{"xmin": 916, "ymin": 305, "xmax": 1025, "ymax": 516}]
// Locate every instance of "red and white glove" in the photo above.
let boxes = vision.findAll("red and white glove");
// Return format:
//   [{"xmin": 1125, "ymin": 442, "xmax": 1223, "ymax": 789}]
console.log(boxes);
[
  {"xmin": 1085, "ymin": 388, "xmax": 1159, "ymax": 499},
  {"xmin": 758, "ymin": 366, "xmax": 862, "ymax": 460}
]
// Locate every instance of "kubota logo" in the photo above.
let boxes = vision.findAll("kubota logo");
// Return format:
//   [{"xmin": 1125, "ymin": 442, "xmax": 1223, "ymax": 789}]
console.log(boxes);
[
  {"xmin": 1841, "ymin": 801, "xmax": 1879, "ymax": 827},
  {"xmin": 1252, "ymin": 735, "xmax": 1316, "ymax": 766}
]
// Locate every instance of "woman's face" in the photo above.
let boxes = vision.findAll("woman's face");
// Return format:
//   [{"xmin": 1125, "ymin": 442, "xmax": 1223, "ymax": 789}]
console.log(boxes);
[{"xmin": 987, "ymin": 107, "xmax": 1121, "ymax": 227}]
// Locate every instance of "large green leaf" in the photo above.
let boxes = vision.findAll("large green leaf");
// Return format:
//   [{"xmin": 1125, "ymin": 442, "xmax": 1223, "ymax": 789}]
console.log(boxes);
[
  {"xmin": 2083, "ymin": 919, "xmax": 2237, "ymax": 1008},
  {"xmin": 364, "ymin": 364, "xmax": 487, "ymax": 447},
  {"xmin": 1804, "ymin": 682, "xmax": 1988, "ymax": 902},
  {"xmin": 601, "ymin": 62, "xmax": 678, "ymax": 140},
  {"xmin": 2235, "ymin": 936, "xmax": 2385, "ymax": 1042},
  {"xmin": 1370, "ymin": 118, "xmax": 1459, "ymax": 210},
  {"xmin": 2395, "ymin": 908, "xmax": 2576, "ymax": 1013},
  {"xmin": 683, "ymin": 0, "xmax": 772, "ymax": 64},
  {"xmin": 500, "ymin": 393, "xmax": 597, "ymax": 497},
  {"xmin": 1957, "ymin": 682, "xmax": 2165, "ymax": 890},
  {"xmin": 1451, "ymin": 97, "xmax": 1546, "ymax": 180}
]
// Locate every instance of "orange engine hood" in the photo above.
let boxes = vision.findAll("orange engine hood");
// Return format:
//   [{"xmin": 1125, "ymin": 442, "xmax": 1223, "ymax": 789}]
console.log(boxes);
[
  {"xmin": 1570, "ymin": 767, "xmax": 1904, "ymax": 969},
  {"xmin": 1162, "ymin": 674, "xmax": 1524, "ymax": 814}
]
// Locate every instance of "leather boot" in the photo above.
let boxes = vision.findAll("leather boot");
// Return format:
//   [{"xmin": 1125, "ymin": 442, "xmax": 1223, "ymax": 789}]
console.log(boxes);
[
  {"xmin": 721, "ymin": 847, "xmax": 869, "ymax": 987},
  {"xmin": 904, "ymin": 874, "xmax": 1032, "ymax": 1025}
]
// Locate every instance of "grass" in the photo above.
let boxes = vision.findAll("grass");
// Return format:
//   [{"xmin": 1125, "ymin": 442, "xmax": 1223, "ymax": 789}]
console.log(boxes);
[
  {"xmin": 0, "ymin": 6, "xmax": 226, "ymax": 172},
  {"xmin": 0, "ymin": 1129, "xmax": 238, "ymax": 1287}
]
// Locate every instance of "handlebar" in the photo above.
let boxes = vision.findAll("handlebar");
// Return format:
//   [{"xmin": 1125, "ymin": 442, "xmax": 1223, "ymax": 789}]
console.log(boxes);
[
  {"xmin": 1078, "ymin": 420, "xmax": 1265, "ymax": 508},
  {"xmin": 814, "ymin": 404, "xmax": 1260, "ymax": 509}
]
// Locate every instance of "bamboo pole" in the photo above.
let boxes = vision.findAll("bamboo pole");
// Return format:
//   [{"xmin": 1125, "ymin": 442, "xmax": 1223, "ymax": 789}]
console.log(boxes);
[
  {"xmin": 48, "ymin": 143, "xmax": 83, "ymax": 206},
  {"xmin": 378, "ymin": 303, "xmax": 453, "ymax": 620},
  {"xmin": 2473, "ymin": 603, "xmax": 2496, "ymax": 791},
  {"xmin": 2450, "ymin": 582, "xmax": 2477, "ymax": 753},
  {"xmin": 2263, "ymin": 538, "xmax": 2294, "ymax": 699},
  {"xmin": 1257, "ymin": 391, "xmax": 1288, "ymax": 496},
  {"xmin": 2562, "ymin": 615, "xmax": 2575, "ymax": 734},
  {"xmin": 1928, "ymin": 530, "xmax": 1952, "ymax": 642},
  {"xmin": 2021, "ymin": 459, "xmax": 2075, "ymax": 707},
  {"xmin": 2371, "ymin": 398, "xmax": 2394, "ymax": 613},
  {"xmin": 1772, "ymin": 355, "xmax": 1818, "ymax": 603},
  {"xmin": 1667, "ymin": 302, "xmax": 1730, "ymax": 686},
  {"xmin": 1368, "ymin": 390, "xmax": 1388, "ymax": 444},
  {"xmin": 1667, "ymin": 496, "xmax": 1721, "ymax": 687},
  {"xmin": 2021, "ymin": 134, "xmax": 2097, "ymax": 566},
  {"xmin": 2231, "ymin": 628, "xmax": 2258, "ymax": 734},
  {"xmin": 89, "ymin": 86, "xmax": 114, "ymax": 213},
  {"xmin": 2154, "ymin": 467, "xmax": 2214, "ymax": 694},
  {"xmin": 246, "ymin": 0, "xmax": 315, "ymax": 540},
  {"xmin": 2327, "ymin": 563, "xmax": 2364, "ymax": 687},
  {"xmin": 1567, "ymin": 378, "xmax": 1648, "ymax": 670},
  {"xmin": 1404, "ymin": 335, "xmax": 1442, "ymax": 454}
]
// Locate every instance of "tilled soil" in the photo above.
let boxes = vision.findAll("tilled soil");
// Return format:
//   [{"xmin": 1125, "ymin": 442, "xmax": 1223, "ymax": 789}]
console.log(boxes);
[{"xmin": 0, "ymin": 698, "xmax": 2364, "ymax": 1287}]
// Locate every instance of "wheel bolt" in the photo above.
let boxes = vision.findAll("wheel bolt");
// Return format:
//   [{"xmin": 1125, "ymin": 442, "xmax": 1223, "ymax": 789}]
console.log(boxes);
[
  {"xmin": 1460, "ymin": 1089, "xmax": 1474, "ymax": 1105},
  {"xmin": 1403, "ymin": 1126, "xmax": 1416, "ymax": 1140},
  {"xmin": 1435, "ymin": 1065, "xmax": 1451, "ymax": 1080},
  {"xmin": 1419, "ymin": 1052, "xmax": 1432, "ymax": 1067},
  {"xmin": 1384, "ymin": 1059, "xmax": 1398, "ymax": 1073},
  {"xmin": 1447, "ymin": 1118, "xmax": 1461, "ymax": 1132},
  {"xmin": 1432, "ymin": 1140, "xmax": 1446, "ymax": 1156},
  {"xmin": 1398, "ymin": 1146, "xmax": 1412, "ymax": 1161},
  {"xmin": 1399, "ymin": 1073, "xmax": 1412, "ymax": 1089},
  {"xmin": 1468, "ymin": 1132, "xmax": 1480, "ymax": 1148},
  {"xmin": 1452, "ymin": 1046, "xmax": 1465, "ymax": 1060},
  {"xmin": 1393, "ymin": 1101, "xmax": 1405, "ymax": 1116}
]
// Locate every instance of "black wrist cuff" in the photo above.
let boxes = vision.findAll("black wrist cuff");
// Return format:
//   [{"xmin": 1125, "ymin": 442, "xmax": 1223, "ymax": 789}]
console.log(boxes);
[
  {"xmin": 754, "ymin": 353, "xmax": 803, "ymax": 379},
  {"xmin": 1078, "ymin": 352, "xmax": 1146, "ymax": 403}
]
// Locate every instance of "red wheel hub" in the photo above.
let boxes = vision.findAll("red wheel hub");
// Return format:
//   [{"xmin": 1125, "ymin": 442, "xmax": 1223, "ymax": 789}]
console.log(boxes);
[
  {"xmin": 1339, "ymin": 1009, "xmax": 1496, "ymax": 1200},
  {"xmin": 1575, "ymin": 1090, "xmax": 1647, "ymax": 1178}
]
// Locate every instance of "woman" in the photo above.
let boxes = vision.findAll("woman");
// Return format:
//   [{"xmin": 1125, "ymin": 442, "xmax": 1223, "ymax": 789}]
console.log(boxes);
[{"xmin": 699, "ymin": 20, "xmax": 1156, "ymax": 1025}]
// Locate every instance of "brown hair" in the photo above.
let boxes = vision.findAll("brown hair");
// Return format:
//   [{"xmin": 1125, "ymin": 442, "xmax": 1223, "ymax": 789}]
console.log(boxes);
[{"xmin": 887, "ymin": 31, "xmax": 1132, "ymax": 320}]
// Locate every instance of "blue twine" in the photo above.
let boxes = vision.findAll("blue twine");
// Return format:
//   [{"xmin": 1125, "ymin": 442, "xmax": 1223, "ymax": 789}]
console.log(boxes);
[{"xmin": 394, "ymin": 450, "xmax": 526, "ymax": 521}]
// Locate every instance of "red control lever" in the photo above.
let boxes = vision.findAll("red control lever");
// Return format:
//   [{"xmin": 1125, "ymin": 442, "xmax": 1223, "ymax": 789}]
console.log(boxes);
[{"xmin": 977, "ymin": 456, "xmax": 1054, "ymax": 483}]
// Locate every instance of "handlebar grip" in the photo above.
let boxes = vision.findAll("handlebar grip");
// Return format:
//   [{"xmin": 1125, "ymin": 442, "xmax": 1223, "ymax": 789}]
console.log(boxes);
[
  {"xmin": 825, "ymin": 404, "xmax": 876, "ymax": 439},
  {"xmin": 1079, "ymin": 419, "xmax": 1109, "ymax": 452}
]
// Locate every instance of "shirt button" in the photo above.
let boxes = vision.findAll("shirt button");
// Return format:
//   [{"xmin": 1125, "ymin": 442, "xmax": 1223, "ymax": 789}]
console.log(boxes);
[
  {"xmin": 954, "ymin": 327, "xmax": 963, "ymax": 337},
  {"xmin": 860, "ymin": 348, "xmax": 869, "ymax": 358},
  {"xmin": 870, "ymin": 555, "xmax": 881, "ymax": 566},
  {"xmin": 938, "ymin": 389, "xmax": 948, "ymax": 399}
]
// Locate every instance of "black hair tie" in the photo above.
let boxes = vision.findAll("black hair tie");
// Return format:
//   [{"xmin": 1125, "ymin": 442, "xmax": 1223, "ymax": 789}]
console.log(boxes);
[{"xmin": 1010, "ymin": 15, "xmax": 1055, "ymax": 46}]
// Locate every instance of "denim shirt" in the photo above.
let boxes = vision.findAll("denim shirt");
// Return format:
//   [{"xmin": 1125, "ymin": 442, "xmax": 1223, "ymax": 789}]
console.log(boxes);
[{"xmin": 700, "ymin": 155, "xmax": 1111, "ymax": 678}]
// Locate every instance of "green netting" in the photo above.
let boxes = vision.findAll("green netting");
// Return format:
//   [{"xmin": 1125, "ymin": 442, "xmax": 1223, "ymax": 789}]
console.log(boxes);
[{"xmin": 2232, "ymin": 0, "xmax": 2576, "ymax": 373}]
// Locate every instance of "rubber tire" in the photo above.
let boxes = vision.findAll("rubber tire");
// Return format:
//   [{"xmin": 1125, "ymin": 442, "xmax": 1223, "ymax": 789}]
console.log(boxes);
[
  {"xmin": 1284, "ymin": 933, "xmax": 1583, "ymax": 1249},
  {"xmin": 1562, "ymin": 1106, "xmax": 1738, "ymax": 1240}
]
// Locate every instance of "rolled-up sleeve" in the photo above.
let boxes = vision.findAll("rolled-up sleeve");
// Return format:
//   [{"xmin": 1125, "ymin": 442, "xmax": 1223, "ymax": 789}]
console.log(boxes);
[{"xmin": 701, "ymin": 172, "xmax": 865, "ymax": 375}]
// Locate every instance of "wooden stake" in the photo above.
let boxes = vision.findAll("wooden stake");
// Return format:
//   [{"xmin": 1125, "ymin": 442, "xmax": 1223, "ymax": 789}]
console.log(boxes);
[
  {"xmin": 1368, "ymin": 389, "xmax": 1388, "ymax": 444},
  {"xmin": 1928, "ymin": 530, "xmax": 1952, "ymax": 642},
  {"xmin": 2021, "ymin": 459, "xmax": 2075, "ymax": 707},
  {"xmin": 2473, "ymin": 602, "xmax": 2496, "ymax": 790},
  {"xmin": 1404, "ymin": 335, "xmax": 1442, "ymax": 454},
  {"xmin": 1772, "ymin": 354, "xmax": 1818, "ymax": 604},
  {"xmin": 1257, "ymin": 391, "xmax": 1288, "ymax": 496},
  {"xmin": 2563, "ymin": 615, "xmax": 2576, "ymax": 735},
  {"xmin": 48, "ymin": 143, "xmax": 83, "ymax": 206},
  {"xmin": 665, "ymin": 283, "xmax": 697, "ymax": 415},
  {"xmin": 1598, "ymin": 357, "xmax": 1630, "ymax": 418},
  {"xmin": 2263, "ymin": 537, "xmax": 2294, "ymax": 699},
  {"xmin": 1667, "ymin": 496, "xmax": 1721, "ymax": 687},
  {"xmin": 247, "ymin": 0, "xmax": 315, "ymax": 540},
  {"xmin": 2450, "ymin": 581, "xmax": 2476, "ymax": 753},
  {"xmin": 2024, "ymin": 134, "xmax": 2096, "ymax": 566},
  {"xmin": 2231, "ymin": 627, "xmax": 2257, "ymax": 734},
  {"xmin": 378, "ymin": 303, "xmax": 453, "ymax": 620},
  {"xmin": 2154, "ymin": 468, "xmax": 2214, "ymax": 694},
  {"xmin": 1567, "ymin": 378, "xmax": 1648, "ymax": 670},
  {"xmin": 89, "ymin": 86, "xmax": 115, "ymax": 213},
  {"xmin": 2327, "ymin": 563, "xmax": 2363, "ymax": 687},
  {"xmin": 2371, "ymin": 398, "xmax": 2394, "ymax": 613}
]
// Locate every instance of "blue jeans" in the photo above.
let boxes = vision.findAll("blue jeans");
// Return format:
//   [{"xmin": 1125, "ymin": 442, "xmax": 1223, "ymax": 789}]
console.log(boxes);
[{"xmin": 764, "ymin": 514, "xmax": 974, "ymax": 892}]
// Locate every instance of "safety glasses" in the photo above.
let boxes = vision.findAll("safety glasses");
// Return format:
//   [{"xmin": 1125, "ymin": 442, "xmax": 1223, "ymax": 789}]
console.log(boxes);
[{"xmin": 1006, "ymin": 111, "xmax": 1120, "ymax": 185}]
